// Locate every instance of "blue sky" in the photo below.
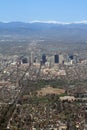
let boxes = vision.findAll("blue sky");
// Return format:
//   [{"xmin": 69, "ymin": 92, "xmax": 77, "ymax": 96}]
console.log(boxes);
[{"xmin": 0, "ymin": 0, "xmax": 87, "ymax": 22}]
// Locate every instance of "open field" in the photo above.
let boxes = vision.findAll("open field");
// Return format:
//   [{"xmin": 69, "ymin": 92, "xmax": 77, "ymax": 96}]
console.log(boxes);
[{"xmin": 37, "ymin": 86, "xmax": 65, "ymax": 96}]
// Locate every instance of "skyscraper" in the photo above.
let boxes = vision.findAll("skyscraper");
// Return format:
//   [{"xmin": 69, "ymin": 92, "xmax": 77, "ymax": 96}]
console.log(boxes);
[
  {"xmin": 54, "ymin": 54, "xmax": 59, "ymax": 63},
  {"xmin": 31, "ymin": 52, "xmax": 34, "ymax": 64},
  {"xmin": 59, "ymin": 54, "xmax": 64, "ymax": 64},
  {"xmin": 42, "ymin": 54, "xmax": 47, "ymax": 64}
]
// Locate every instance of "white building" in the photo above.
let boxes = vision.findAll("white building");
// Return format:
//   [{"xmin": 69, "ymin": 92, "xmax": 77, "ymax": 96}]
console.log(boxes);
[{"xmin": 59, "ymin": 54, "xmax": 64, "ymax": 64}]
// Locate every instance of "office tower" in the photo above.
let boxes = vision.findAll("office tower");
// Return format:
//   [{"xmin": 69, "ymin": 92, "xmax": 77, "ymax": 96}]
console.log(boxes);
[
  {"xmin": 74, "ymin": 55, "xmax": 78, "ymax": 64},
  {"xmin": 54, "ymin": 54, "xmax": 59, "ymax": 63},
  {"xmin": 42, "ymin": 54, "xmax": 47, "ymax": 64},
  {"xmin": 69, "ymin": 55, "xmax": 73, "ymax": 60},
  {"xmin": 31, "ymin": 52, "xmax": 34, "ymax": 64},
  {"xmin": 22, "ymin": 57, "xmax": 28, "ymax": 64},
  {"xmin": 49, "ymin": 56, "xmax": 54, "ymax": 67},
  {"xmin": 59, "ymin": 54, "xmax": 64, "ymax": 64},
  {"xmin": 34, "ymin": 56, "xmax": 36, "ymax": 63}
]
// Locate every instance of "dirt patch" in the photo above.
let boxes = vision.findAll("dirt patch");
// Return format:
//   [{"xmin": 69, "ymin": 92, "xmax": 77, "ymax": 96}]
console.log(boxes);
[{"xmin": 37, "ymin": 86, "xmax": 65, "ymax": 96}]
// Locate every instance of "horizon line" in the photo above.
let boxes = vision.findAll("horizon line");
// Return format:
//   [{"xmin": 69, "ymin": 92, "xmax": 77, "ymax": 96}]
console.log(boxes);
[{"xmin": 1, "ymin": 20, "xmax": 87, "ymax": 24}]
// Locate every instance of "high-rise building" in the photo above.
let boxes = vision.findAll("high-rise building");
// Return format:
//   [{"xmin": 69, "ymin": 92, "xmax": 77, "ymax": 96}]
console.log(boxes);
[
  {"xmin": 22, "ymin": 57, "xmax": 28, "ymax": 64},
  {"xmin": 42, "ymin": 54, "xmax": 47, "ymax": 64},
  {"xmin": 54, "ymin": 54, "xmax": 59, "ymax": 63},
  {"xmin": 34, "ymin": 56, "xmax": 36, "ymax": 63},
  {"xmin": 31, "ymin": 52, "xmax": 34, "ymax": 64},
  {"xmin": 69, "ymin": 55, "xmax": 73, "ymax": 60},
  {"xmin": 48, "ymin": 56, "xmax": 54, "ymax": 67},
  {"xmin": 59, "ymin": 54, "xmax": 64, "ymax": 64}
]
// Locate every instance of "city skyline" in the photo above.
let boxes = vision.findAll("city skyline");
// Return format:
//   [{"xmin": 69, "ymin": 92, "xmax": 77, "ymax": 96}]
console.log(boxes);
[{"xmin": 0, "ymin": 0, "xmax": 87, "ymax": 23}]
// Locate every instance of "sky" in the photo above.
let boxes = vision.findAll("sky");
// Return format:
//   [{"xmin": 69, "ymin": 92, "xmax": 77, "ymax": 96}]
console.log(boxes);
[{"xmin": 0, "ymin": 0, "xmax": 87, "ymax": 23}]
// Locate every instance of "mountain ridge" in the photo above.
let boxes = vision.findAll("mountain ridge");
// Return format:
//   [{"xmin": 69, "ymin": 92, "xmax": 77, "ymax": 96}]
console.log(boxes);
[{"xmin": 0, "ymin": 21, "xmax": 87, "ymax": 42}]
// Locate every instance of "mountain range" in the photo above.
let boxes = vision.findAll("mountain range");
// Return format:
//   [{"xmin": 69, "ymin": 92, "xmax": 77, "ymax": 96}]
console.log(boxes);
[{"xmin": 0, "ymin": 21, "xmax": 87, "ymax": 42}]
